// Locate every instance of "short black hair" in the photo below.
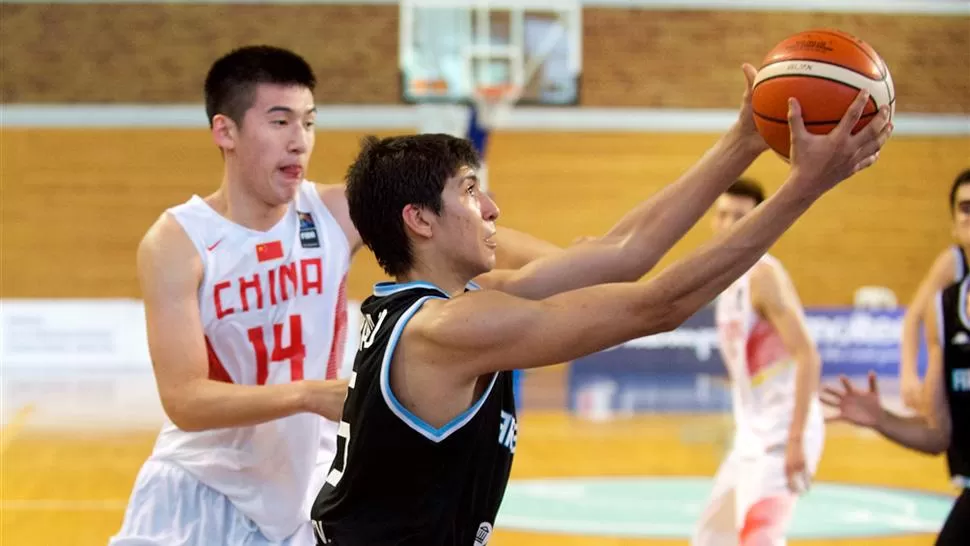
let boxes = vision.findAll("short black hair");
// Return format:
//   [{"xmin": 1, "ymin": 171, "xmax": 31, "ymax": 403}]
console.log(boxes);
[
  {"xmin": 204, "ymin": 45, "xmax": 316, "ymax": 127},
  {"xmin": 346, "ymin": 134, "xmax": 481, "ymax": 277},
  {"xmin": 725, "ymin": 178, "xmax": 765, "ymax": 206},
  {"xmin": 950, "ymin": 169, "xmax": 970, "ymax": 215}
]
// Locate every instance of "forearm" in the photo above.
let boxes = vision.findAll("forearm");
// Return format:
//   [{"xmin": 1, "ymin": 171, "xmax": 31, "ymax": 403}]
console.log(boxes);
[
  {"xmin": 163, "ymin": 379, "xmax": 309, "ymax": 432},
  {"xmin": 609, "ymin": 128, "xmax": 761, "ymax": 275},
  {"xmin": 788, "ymin": 350, "xmax": 822, "ymax": 441},
  {"xmin": 487, "ymin": 131, "xmax": 762, "ymax": 300},
  {"xmin": 874, "ymin": 409, "xmax": 948, "ymax": 455},
  {"xmin": 646, "ymin": 181, "xmax": 817, "ymax": 320}
]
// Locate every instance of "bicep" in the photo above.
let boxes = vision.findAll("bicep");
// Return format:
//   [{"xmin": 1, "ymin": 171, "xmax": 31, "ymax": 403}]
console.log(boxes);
[
  {"xmin": 475, "ymin": 236, "xmax": 629, "ymax": 300},
  {"xmin": 410, "ymin": 284, "xmax": 673, "ymax": 379},
  {"xmin": 491, "ymin": 227, "xmax": 563, "ymax": 270},
  {"xmin": 137, "ymin": 219, "xmax": 210, "ymax": 399},
  {"xmin": 908, "ymin": 250, "xmax": 958, "ymax": 321}
]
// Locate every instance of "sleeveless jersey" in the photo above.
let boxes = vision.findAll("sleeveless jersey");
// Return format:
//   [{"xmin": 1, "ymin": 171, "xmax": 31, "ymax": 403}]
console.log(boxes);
[
  {"xmin": 149, "ymin": 181, "xmax": 351, "ymax": 541},
  {"xmin": 952, "ymin": 244, "xmax": 969, "ymax": 281},
  {"xmin": 938, "ymin": 277, "xmax": 970, "ymax": 480},
  {"xmin": 714, "ymin": 255, "xmax": 823, "ymax": 454},
  {"xmin": 311, "ymin": 281, "xmax": 517, "ymax": 546}
]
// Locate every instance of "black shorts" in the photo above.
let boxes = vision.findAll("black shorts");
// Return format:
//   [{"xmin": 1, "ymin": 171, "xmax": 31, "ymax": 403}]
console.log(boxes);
[{"xmin": 937, "ymin": 489, "xmax": 970, "ymax": 545}]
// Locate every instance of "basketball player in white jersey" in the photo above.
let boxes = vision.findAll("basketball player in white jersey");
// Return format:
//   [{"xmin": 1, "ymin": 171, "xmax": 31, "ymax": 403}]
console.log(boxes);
[
  {"xmin": 109, "ymin": 46, "xmax": 356, "ymax": 546},
  {"xmin": 693, "ymin": 179, "xmax": 825, "ymax": 546},
  {"xmin": 899, "ymin": 169, "xmax": 970, "ymax": 409},
  {"xmin": 109, "ymin": 45, "xmax": 806, "ymax": 545}
]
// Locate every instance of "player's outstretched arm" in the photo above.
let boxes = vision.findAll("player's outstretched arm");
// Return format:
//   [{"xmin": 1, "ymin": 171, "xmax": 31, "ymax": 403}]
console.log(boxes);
[
  {"xmin": 492, "ymin": 226, "xmax": 563, "ymax": 270},
  {"xmin": 823, "ymin": 294, "xmax": 950, "ymax": 455},
  {"xmin": 476, "ymin": 64, "xmax": 769, "ymax": 300},
  {"xmin": 138, "ymin": 215, "xmax": 347, "ymax": 431},
  {"xmin": 411, "ymin": 92, "xmax": 892, "ymax": 378},
  {"xmin": 900, "ymin": 248, "xmax": 957, "ymax": 409}
]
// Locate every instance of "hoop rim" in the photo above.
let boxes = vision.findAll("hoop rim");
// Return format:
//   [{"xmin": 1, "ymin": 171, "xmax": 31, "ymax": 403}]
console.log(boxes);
[{"xmin": 472, "ymin": 83, "xmax": 521, "ymax": 104}]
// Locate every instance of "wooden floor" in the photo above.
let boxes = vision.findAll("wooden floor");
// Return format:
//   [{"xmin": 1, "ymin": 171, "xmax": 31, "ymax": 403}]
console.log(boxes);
[{"xmin": 0, "ymin": 399, "xmax": 950, "ymax": 545}]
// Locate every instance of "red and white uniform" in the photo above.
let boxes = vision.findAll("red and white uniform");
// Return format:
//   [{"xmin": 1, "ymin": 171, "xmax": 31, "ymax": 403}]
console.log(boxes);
[
  {"xmin": 693, "ymin": 255, "xmax": 824, "ymax": 546},
  {"xmin": 112, "ymin": 181, "xmax": 350, "ymax": 545}
]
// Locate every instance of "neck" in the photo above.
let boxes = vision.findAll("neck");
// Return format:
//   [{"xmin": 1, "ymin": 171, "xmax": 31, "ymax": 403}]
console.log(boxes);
[
  {"xmin": 209, "ymin": 164, "xmax": 289, "ymax": 232},
  {"xmin": 398, "ymin": 257, "xmax": 475, "ymax": 297}
]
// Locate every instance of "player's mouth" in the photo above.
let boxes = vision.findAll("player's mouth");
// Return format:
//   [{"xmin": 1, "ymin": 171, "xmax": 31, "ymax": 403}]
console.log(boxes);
[
  {"xmin": 279, "ymin": 165, "xmax": 304, "ymax": 181},
  {"xmin": 484, "ymin": 233, "xmax": 497, "ymax": 249}
]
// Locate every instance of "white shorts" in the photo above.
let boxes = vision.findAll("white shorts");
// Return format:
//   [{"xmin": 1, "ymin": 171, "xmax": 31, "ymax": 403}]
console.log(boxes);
[
  {"xmin": 110, "ymin": 460, "xmax": 315, "ymax": 546},
  {"xmin": 691, "ymin": 430, "xmax": 824, "ymax": 546}
]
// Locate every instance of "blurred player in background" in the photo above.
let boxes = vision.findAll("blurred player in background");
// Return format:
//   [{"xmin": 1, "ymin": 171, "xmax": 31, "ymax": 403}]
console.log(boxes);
[
  {"xmin": 693, "ymin": 178, "xmax": 825, "ymax": 546},
  {"xmin": 899, "ymin": 169, "xmax": 970, "ymax": 409},
  {"xmin": 824, "ymin": 273, "xmax": 970, "ymax": 545}
]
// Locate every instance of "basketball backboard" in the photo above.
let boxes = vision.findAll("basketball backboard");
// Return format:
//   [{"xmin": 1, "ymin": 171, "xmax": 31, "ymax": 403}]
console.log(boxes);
[{"xmin": 399, "ymin": 0, "xmax": 582, "ymax": 107}]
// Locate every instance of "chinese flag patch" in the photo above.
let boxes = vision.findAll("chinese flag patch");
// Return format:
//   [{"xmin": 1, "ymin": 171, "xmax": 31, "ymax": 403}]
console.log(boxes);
[{"xmin": 256, "ymin": 240, "xmax": 283, "ymax": 262}]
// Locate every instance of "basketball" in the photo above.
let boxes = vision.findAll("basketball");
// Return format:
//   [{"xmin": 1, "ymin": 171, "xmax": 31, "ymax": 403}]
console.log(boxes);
[{"xmin": 751, "ymin": 29, "xmax": 895, "ymax": 159}]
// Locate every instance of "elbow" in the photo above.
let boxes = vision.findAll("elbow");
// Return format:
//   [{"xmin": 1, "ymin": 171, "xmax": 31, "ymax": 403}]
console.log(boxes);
[
  {"xmin": 616, "ymin": 237, "xmax": 661, "ymax": 282},
  {"xmin": 160, "ymin": 392, "xmax": 207, "ymax": 432},
  {"xmin": 642, "ymin": 299, "xmax": 692, "ymax": 335},
  {"xmin": 928, "ymin": 435, "xmax": 950, "ymax": 456}
]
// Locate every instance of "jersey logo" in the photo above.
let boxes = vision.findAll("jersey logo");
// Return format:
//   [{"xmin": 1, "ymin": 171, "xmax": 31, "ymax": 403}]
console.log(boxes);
[
  {"xmin": 206, "ymin": 238, "xmax": 223, "ymax": 252},
  {"xmin": 256, "ymin": 240, "xmax": 284, "ymax": 262},
  {"xmin": 498, "ymin": 410, "xmax": 517, "ymax": 454},
  {"xmin": 953, "ymin": 332, "xmax": 970, "ymax": 346},
  {"xmin": 359, "ymin": 309, "xmax": 388, "ymax": 350},
  {"xmin": 953, "ymin": 369, "xmax": 970, "ymax": 392},
  {"xmin": 298, "ymin": 211, "xmax": 321, "ymax": 248},
  {"xmin": 474, "ymin": 522, "xmax": 493, "ymax": 545}
]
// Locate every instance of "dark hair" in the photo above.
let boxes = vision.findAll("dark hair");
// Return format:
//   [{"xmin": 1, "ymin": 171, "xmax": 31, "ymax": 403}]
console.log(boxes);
[
  {"xmin": 204, "ymin": 45, "xmax": 316, "ymax": 127},
  {"xmin": 950, "ymin": 169, "xmax": 970, "ymax": 215},
  {"xmin": 725, "ymin": 178, "xmax": 765, "ymax": 206},
  {"xmin": 346, "ymin": 134, "xmax": 481, "ymax": 277}
]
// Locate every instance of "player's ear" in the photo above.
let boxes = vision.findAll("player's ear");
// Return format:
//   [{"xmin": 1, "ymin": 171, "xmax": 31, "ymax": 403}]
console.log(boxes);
[
  {"xmin": 402, "ymin": 204, "xmax": 434, "ymax": 240},
  {"xmin": 211, "ymin": 114, "xmax": 238, "ymax": 151}
]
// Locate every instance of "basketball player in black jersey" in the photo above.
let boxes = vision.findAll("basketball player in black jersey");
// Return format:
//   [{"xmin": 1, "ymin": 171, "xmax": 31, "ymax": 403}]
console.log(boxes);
[
  {"xmin": 822, "ymin": 276, "xmax": 970, "ymax": 545},
  {"xmin": 900, "ymin": 169, "xmax": 970, "ymax": 409},
  {"xmin": 310, "ymin": 89, "xmax": 890, "ymax": 545}
]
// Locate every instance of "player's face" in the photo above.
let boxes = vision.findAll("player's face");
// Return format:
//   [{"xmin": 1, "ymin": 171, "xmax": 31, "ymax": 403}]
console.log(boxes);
[
  {"xmin": 953, "ymin": 184, "xmax": 970, "ymax": 247},
  {"xmin": 435, "ymin": 166, "xmax": 500, "ymax": 277},
  {"xmin": 235, "ymin": 84, "xmax": 316, "ymax": 206},
  {"xmin": 711, "ymin": 194, "xmax": 758, "ymax": 235}
]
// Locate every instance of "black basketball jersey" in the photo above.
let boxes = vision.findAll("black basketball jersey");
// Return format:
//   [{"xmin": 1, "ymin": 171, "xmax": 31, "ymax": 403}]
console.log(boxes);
[
  {"xmin": 953, "ymin": 244, "xmax": 969, "ymax": 281},
  {"xmin": 940, "ymin": 277, "xmax": 970, "ymax": 479},
  {"xmin": 311, "ymin": 281, "xmax": 517, "ymax": 546}
]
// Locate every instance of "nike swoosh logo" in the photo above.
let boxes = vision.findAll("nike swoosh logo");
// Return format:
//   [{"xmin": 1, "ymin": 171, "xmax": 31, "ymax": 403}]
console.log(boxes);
[{"xmin": 207, "ymin": 239, "xmax": 223, "ymax": 251}]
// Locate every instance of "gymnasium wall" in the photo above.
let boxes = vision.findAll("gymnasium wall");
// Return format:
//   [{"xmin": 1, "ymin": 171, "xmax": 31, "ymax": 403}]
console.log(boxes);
[
  {"xmin": 3, "ymin": 5, "xmax": 968, "ymax": 112},
  {"xmin": 3, "ymin": 129, "xmax": 964, "ymax": 305},
  {"xmin": 2, "ymin": 3, "xmax": 969, "ymax": 306}
]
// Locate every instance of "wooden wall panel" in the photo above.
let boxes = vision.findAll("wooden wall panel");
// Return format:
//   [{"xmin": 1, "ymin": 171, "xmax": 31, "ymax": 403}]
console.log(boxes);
[
  {"xmin": 3, "ymin": 5, "xmax": 966, "ymax": 112},
  {"xmin": 2, "ymin": 129, "xmax": 966, "ymax": 305}
]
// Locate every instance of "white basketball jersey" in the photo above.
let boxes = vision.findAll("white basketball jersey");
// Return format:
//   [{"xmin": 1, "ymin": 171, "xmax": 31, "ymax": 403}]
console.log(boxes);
[
  {"xmin": 149, "ymin": 181, "xmax": 351, "ymax": 541},
  {"xmin": 714, "ymin": 255, "xmax": 823, "ymax": 455}
]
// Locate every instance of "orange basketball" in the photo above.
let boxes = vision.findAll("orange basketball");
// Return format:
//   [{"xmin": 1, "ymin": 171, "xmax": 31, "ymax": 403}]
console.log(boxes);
[{"xmin": 751, "ymin": 29, "xmax": 895, "ymax": 160}]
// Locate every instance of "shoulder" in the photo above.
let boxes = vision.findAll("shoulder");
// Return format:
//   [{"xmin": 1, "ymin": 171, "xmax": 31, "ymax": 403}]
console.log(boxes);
[
  {"xmin": 750, "ymin": 256, "xmax": 790, "ymax": 289},
  {"xmin": 137, "ymin": 212, "xmax": 202, "ymax": 285},
  {"xmin": 312, "ymin": 182, "xmax": 362, "ymax": 252}
]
